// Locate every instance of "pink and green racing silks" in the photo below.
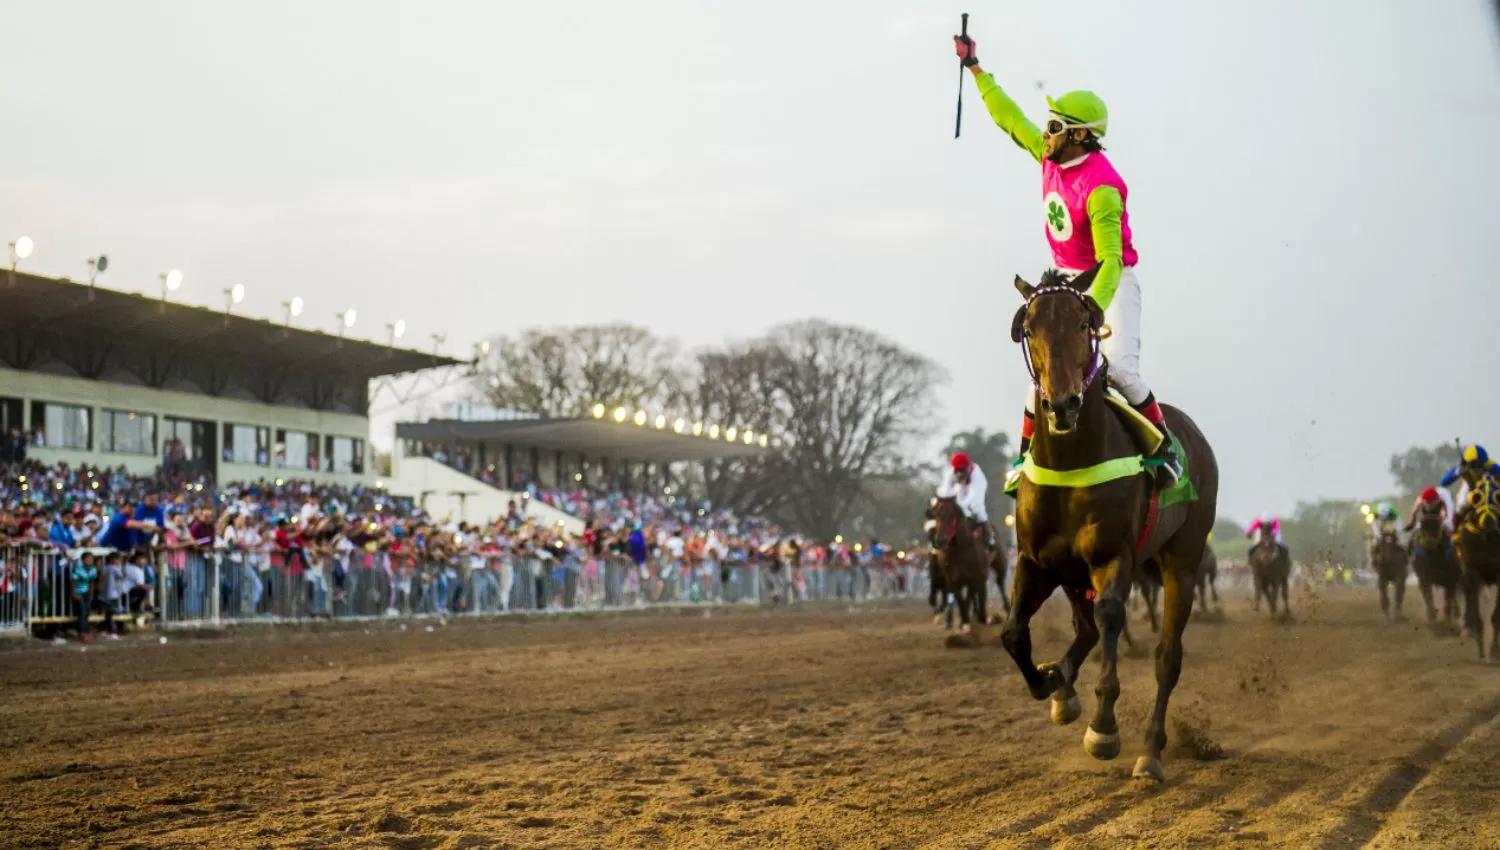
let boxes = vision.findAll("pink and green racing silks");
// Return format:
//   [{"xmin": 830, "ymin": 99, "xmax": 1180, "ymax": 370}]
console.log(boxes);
[{"xmin": 975, "ymin": 72, "xmax": 1138, "ymax": 311}]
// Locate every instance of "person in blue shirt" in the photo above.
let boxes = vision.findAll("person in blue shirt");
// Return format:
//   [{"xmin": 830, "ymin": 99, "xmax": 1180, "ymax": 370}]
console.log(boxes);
[
  {"xmin": 71, "ymin": 552, "xmax": 99, "ymax": 641},
  {"xmin": 49, "ymin": 512, "xmax": 79, "ymax": 549},
  {"xmin": 98, "ymin": 498, "xmax": 163, "ymax": 553},
  {"xmin": 627, "ymin": 525, "xmax": 648, "ymax": 568}
]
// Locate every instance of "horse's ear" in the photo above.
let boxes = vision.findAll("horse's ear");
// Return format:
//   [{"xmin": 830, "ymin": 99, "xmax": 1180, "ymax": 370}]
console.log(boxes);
[
  {"xmin": 1069, "ymin": 265, "xmax": 1101, "ymax": 293},
  {"xmin": 1014, "ymin": 275, "xmax": 1036, "ymax": 300}
]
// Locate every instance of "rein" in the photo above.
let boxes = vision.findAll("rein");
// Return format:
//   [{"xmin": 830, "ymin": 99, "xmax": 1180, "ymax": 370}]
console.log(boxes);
[{"xmin": 1014, "ymin": 285, "xmax": 1105, "ymax": 399}]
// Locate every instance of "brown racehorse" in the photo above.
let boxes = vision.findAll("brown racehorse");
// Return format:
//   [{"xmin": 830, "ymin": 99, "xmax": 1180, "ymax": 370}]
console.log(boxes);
[
  {"xmin": 1004, "ymin": 268, "xmax": 1220, "ymax": 783},
  {"xmin": 1454, "ymin": 475, "xmax": 1500, "ymax": 659},
  {"xmin": 1247, "ymin": 528, "xmax": 1291, "ymax": 617},
  {"xmin": 1197, "ymin": 544, "xmax": 1221, "ymax": 613},
  {"xmin": 1409, "ymin": 511, "xmax": 1460, "ymax": 629},
  {"xmin": 931, "ymin": 496, "xmax": 995, "ymax": 642},
  {"xmin": 1370, "ymin": 527, "xmax": 1410, "ymax": 622}
]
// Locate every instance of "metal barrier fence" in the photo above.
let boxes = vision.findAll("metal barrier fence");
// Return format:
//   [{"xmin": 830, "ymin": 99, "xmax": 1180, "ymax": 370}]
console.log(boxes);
[{"xmin": 2, "ymin": 545, "xmax": 936, "ymax": 635}]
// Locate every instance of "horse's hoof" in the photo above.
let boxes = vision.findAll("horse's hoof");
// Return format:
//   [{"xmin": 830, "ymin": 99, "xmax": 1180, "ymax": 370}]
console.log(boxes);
[
  {"xmin": 1083, "ymin": 725, "xmax": 1121, "ymax": 761},
  {"xmin": 959, "ymin": 623, "xmax": 971, "ymax": 634},
  {"xmin": 932, "ymin": 613, "xmax": 944, "ymax": 626},
  {"xmin": 1132, "ymin": 757, "xmax": 1165, "ymax": 783},
  {"xmin": 1051, "ymin": 693, "xmax": 1082, "ymax": 726}
]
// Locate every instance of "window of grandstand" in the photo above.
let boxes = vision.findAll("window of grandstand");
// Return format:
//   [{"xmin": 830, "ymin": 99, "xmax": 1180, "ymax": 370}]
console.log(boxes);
[
  {"xmin": 222, "ymin": 423, "xmax": 270, "ymax": 466},
  {"xmin": 1, "ymin": 397, "xmax": 21, "ymax": 433},
  {"xmin": 275, "ymin": 429, "xmax": 320, "ymax": 470},
  {"xmin": 324, "ymin": 435, "xmax": 365, "ymax": 474},
  {"xmin": 99, "ymin": 409, "xmax": 156, "ymax": 455},
  {"xmin": 30, "ymin": 401, "xmax": 92, "ymax": 450}
]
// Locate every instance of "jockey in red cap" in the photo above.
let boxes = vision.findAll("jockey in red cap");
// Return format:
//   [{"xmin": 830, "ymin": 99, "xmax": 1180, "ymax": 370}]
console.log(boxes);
[
  {"xmin": 937, "ymin": 452, "xmax": 994, "ymax": 547},
  {"xmin": 1405, "ymin": 485, "xmax": 1454, "ymax": 538}
]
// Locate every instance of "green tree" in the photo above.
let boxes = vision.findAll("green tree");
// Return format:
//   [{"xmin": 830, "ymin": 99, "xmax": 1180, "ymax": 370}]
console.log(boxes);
[
  {"xmin": 1281, "ymin": 498, "xmax": 1370, "ymax": 568},
  {"xmin": 1389, "ymin": 443, "xmax": 1461, "ymax": 503},
  {"xmin": 940, "ymin": 427, "xmax": 1014, "ymax": 525}
]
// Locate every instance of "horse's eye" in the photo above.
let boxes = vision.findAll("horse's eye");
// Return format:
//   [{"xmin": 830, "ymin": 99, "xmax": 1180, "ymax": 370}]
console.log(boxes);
[{"xmin": 1080, "ymin": 321, "xmax": 1090, "ymax": 332}]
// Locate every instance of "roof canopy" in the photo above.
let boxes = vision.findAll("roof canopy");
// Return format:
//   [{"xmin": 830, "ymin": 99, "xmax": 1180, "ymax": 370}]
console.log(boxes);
[
  {"xmin": 2, "ymin": 270, "xmax": 463, "ymax": 381},
  {"xmin": 396, "ymin": 418, "xmax": 769, "ymax": 464}
]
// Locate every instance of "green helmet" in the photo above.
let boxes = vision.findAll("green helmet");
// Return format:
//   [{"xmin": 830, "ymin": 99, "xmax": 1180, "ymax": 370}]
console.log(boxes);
[{"xmin": 1046, "ymin": 90, "xmax": 1109, "ymax": 137}]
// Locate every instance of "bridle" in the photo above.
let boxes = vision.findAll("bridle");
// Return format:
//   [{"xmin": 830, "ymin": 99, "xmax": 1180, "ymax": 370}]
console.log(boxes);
[{"xmin": 1011, "ymin": 285, "xmax": 1105, "ymax": 401}]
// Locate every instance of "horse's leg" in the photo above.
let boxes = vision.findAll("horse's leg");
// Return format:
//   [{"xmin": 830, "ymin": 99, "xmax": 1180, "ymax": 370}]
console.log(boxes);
[
  {"xmin": 1419, "ymin": 576, "xmax": 1436, "ymax": 627},
  {"xmin": 1000, "ymin": 558, "xmax": 1062, "ymax": 701},
  {"xmin": 1252, "ymin": 573, "xmax": 1263, "ymax": 613},
  {"xmin": 1084, "ymin": 554, "xmax": 1132, "ymax": 762},
  {"xmin": 1462, "ymin": 569, "xmax": 1484, "ymax": 659},
  {"xmin": 976, "ymin": 576, "xmax": 989, "ymax": 633},
  {"xmin": 1211, "ymin": 571, "xmax": 1220, "ymax": 606},
  {"xmin": 1489, "ymin": 579, "xmax": 1500, "ymax": 661},
  {"xmin": 955, "ymin": 584, "xmax": 973, "ymax": 633},
  {"xmin": 1196, "ymin": 571, "xmax": 1208, "ymax": 614},
  {"xmin": 1281, "ymin": 575, "xmax": 1291, "ymax": 617},
  {"xmin": 1379, "ymin": 578, "xmax": 1391, "ymax": 621},
  {"xmin": 1040, "ymin": 585, "xmax": 1099, "ymax": 726},
  {"xmin": 1265, "ymin": 578, "xmax": 1277, "ymax": 617},
  {"xmin": 1394, "ymin": 568, "xmax": 1407, "ymax": 620},
  {"xmin": 1135, "ymin": 562, "xmax": 1194, "ymax": 783},
  {"xmin": 1147, "ymin": 582, "xmax": 1161, "ymax": 634}
]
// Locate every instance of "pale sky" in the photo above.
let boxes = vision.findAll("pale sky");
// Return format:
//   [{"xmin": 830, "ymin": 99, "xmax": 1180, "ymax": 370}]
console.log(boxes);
[{"xmin": 3, "ymin": 0, "xmax": 1497, "ymax": 523}]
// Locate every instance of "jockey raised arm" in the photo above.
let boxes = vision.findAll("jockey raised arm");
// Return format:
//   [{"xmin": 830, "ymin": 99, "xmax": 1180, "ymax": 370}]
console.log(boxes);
[
  {"xmin": 1244, "ymin": 514, "xmax": 1282, "ymax": 544},
  {"xmin": 953, "ymin": 31, "xmax": 1181, "ymax": 494}
]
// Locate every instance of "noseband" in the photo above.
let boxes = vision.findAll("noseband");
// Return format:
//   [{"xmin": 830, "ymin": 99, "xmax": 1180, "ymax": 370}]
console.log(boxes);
[{"xmin": 1010, "ymin": 285, "xmax": 1104, "ymax": 401}]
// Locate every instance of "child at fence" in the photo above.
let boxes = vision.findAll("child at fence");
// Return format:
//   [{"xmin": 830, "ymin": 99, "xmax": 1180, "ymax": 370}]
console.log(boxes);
[
  {"xmin": 94, "ymin": 551, "xmax": 123, "ymax": 639},
  {"xmin": 70, "ymin": 552, "xmax": 99, "ymax": 643},
  {"xmin": 123, "ymin": 552, "xmax": 154, "ymax": 614}
]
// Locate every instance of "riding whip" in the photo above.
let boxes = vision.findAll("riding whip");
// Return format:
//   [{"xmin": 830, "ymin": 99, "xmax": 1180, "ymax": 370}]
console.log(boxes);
[{"xmin": 954, "ymin": 13, "xmax": 969, "ymax": 138}]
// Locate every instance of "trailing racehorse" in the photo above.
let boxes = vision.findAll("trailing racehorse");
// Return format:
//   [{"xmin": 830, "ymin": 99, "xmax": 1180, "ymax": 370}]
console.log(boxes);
[
  {"xmin": 931, "ymin": 496, "xmax": 996, "ymax": 642},
  {"xmin": 1247, "ymin": 527, "xmax": 1291, "ymax": 617},
  {"xmin": 1003, "ymin": 269, "xmax": 1219, "ymax": 782},
  {"xmin": 1370, "ymin": 527, "xmax": 1410, "ymax": 622},
  {"xmin": 1409, "ymin": 510, "xmax": 1460, "ymax": 629}
]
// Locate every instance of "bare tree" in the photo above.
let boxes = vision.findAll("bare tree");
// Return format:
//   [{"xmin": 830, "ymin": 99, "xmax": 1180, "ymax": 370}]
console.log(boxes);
[
  {"xmin": 475, "ymin": 324, "xmax": 681, "ymax": 417},
  {"xmin": 766, "ymin": 320, "xmax": 946, "ymax": 539},
  {"xmin": 680, "ymin": 341, "xmax": 788, "ymax": 520}
]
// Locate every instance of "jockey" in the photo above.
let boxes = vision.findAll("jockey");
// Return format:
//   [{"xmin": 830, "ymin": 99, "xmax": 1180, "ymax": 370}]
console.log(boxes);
[
  {"xmin": 1405, "ymin": 486, "xmax": 1453, "ymax": 536},
  {"xmin": 1372, "ymin": 502, "xmax": 1401, "ymax": 541},
  {"xmin": 1244, "ymin": 514, "xmax": 1282, "ymax": 544},
  {"xmin": 936, "ymin": 452, "xmax": 994, "ymax": 547},
  {"xmin": 1442, "ymin": 444, "xmax": 1500, "ymax": 527},
  {"xmin": 953, "ymin": 33, "xmax": 1182, "ymax": 494}
]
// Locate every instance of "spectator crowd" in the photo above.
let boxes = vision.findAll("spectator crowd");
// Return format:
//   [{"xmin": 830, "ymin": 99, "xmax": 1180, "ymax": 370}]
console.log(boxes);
[{"xmin": 3, "ymin": 457, "xmax": 924, "ymax": 643}]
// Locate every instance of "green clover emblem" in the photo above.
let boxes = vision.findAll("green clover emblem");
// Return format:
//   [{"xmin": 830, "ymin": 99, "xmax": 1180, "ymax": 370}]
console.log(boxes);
[{"xmin": 1047, "ymin": 200, "xmax": 1066, "ymax": 232}]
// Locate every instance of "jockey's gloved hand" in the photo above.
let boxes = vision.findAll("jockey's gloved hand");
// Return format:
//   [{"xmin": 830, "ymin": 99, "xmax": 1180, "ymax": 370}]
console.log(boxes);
[{"xmin": 953, "ymin": 34, "xmax": 978, "ymax": 67}]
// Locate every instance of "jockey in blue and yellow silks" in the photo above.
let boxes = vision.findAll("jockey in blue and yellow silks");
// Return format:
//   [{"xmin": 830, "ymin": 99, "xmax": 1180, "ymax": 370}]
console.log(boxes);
[{"xmin": 1443, "ymin": 444, "xmax": 1500, "ymax": 531}]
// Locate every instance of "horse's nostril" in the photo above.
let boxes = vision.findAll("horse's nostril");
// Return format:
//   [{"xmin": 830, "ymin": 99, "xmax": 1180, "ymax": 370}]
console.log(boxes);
[
  {"xmin": 1064, "ymin": 395, "xmax": 1083, "ymax": 412},
  {"xmin": 1040, "ymin": 398, "xmax": 1054, "ymax": 412}
]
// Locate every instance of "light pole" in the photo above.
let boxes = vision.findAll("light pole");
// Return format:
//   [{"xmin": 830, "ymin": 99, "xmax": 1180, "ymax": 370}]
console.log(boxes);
[
  {"xmin": 86, "ymin": 254, "xmax": 108, "ymax": 299},
  {"xmin": 386, "ymin": 319, "xmax": 406, "ymax": 347},
  {"xmin": 223, "ymin": 284, "xmax": 245, "ymax": 324},
  {"xmin": 159, "ymin": 269, "xmax": 182, "ymax": 309},
  {"xmin": 8, "ymin": 236, "xmax": 33, "ymax": 288},
  {"xmin": 337, "ymin": 308, "xmax": 357, "ymax": 341},
  {"xmin": 281, "ymin": 296, "xmax": 304, "ymax": 333}
]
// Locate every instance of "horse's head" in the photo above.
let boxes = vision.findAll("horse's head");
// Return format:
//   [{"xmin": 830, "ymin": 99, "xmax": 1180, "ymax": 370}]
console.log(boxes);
[
  {"xmin": 932, "ymin": 496, "xmax": 965, "ymax": 550},
  {"xmin": 1256, "ymin": 526, "xmax": 1277, "ymax": 546},
  {"xmin": 1012, "ymin": 267, "xmax": 1105, "ymax": 434}
]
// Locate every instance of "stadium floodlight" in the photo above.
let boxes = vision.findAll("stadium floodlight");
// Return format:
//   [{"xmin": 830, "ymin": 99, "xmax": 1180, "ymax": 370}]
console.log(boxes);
[
  {"xmin": 692, "ymin": 421, "xmax": 704, "ymax": 436},
  {"xmin": 159, "ymin": 269, "xmax": 183, "ymax": 306},
  {"xmin": 834, "ymin": 534, "xmax": 844, "ymax": 544},
  {"xmin": 338, "ymin": 308, "xmax": 356, "ymax": 338},
  {"xmin": 613, "ymin": 406, "xmax": 628, "ymax": 423},
  {"xmin": 1359, "ymin": 503, "xmax": 1372, "ymax": 516},
  {"xmin": 708, "ymin": 424, "xmax": 720, "ymax": 439},
  {"xmin": 592, "ymin": 403, "xmax": 606, "ymax": 419},
  {"xmin": 223, "ymin": 284, "xmax": 245, "ymax": 321},
  {"xmin": 654, "ymin": 414, "xmax": 667, "ymax": 430},
  {"xmin": 758, "ymin": 434, "xmax": 769, "ymax": 447},
  {"xmin": 672, "ymin": 418, "xmax": 685, "ymax": 434},
  {"xmin": 86, "ymin": 254, "xmax": 108, "ymax": 298},
  {"xmin": 387, "ymin": 319, "xmax": 406, "ymax": 346},
  {"xmin": 633, "ymin": 410, "xmax": 648, "ymax": 427},
  {"xmin": 1005, "ymin": 514, "xmax": 1016, "ymax": 527},
  {"xmin": 8, "ymin": 236, "xmax": 32, "ymax": 288},
  {"xmin": 743, "ymin": 429, "xmax": 754, "ymax": 445},
  {"xmin": 725, "ymin": 426, "xmax": 738, "ymax": 443}
]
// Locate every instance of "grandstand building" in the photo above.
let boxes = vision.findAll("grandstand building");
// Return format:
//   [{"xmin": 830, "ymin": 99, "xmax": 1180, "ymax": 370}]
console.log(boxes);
[
  {"xmin": 0, "ymin": 271, "xmax": 459, "ymax": 485},
  {"xmin": 391, "ymin": 404, "xmax": 768, "ymax": 530}
]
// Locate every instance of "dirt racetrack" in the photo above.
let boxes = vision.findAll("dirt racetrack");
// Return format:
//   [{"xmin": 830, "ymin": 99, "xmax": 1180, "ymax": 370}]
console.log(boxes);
[{"xmin": 3, "ymin": 584, "xmax": 1499, "ymax": 849}]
